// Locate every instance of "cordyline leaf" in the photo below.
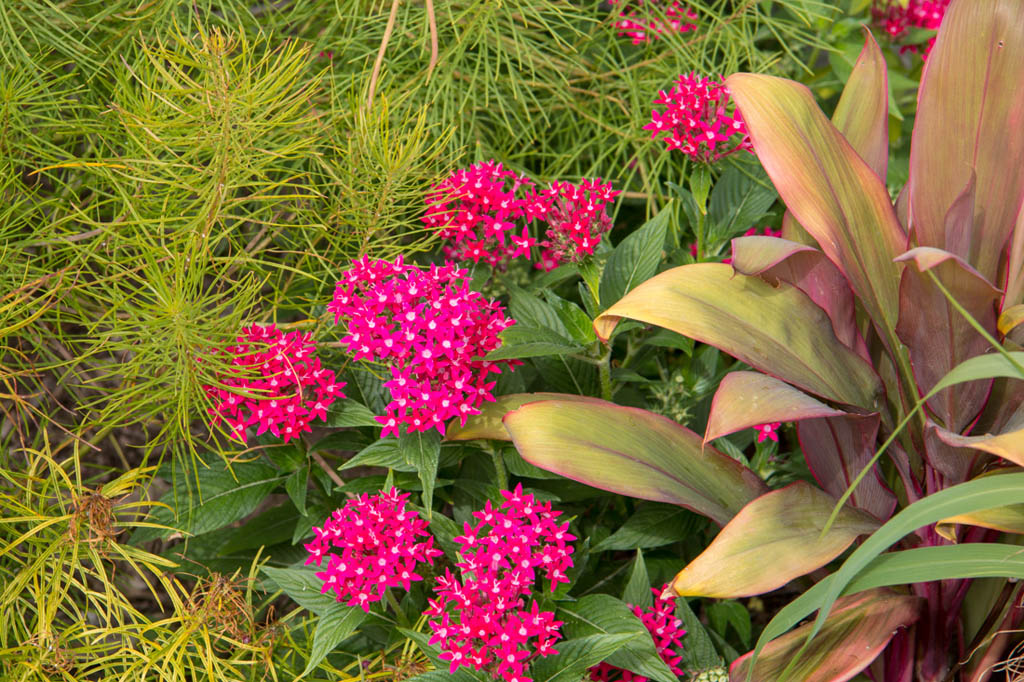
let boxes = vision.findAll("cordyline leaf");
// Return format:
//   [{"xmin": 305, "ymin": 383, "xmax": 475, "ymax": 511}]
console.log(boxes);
[
  {"xmin": 669, "ymin": 482, "xmax": 878, "ymax": 599},
  {"xmin": 830, "ymin": 28, "xmax": 889, "ymax": 179},
  {"xmin": 593, "ymin": 263, "xmax": 882, "ymax": 410},
  {"xmin": 933, "ymin": 419, "xmax": 1024, "ymax": 468},
  {"xmin": 730, "ymin": 236, "xmax": 865, "ymax": 357},
  {"xmin": 726, "ymin": 73, "xmax": 906, "ymax": 343},
  {"xmin": 935, "ymin": 469, "xmax": 1024, "ymax": 540},
  {"xmin": 445, "ymin": 393, "xmax": 606, "ymax": 441},
  {"xmin": 798, "ymin": 414, "xmax": 896, "ymax": 521},
  {"xmin": 1006, "ymin": 199, "xmax": 1024, "ymax": 307},
  {"xmin": 909, "ymin": 0, "xmax": 1024, "ymax": 284},
  {"xmin": 999, "ymin": 304, "xmax": 1024, "ymax": 336},
  {"xmin": 705, "ymin": 371, "xmax": 846, "ymax": 443},
  {"xmin": 923, "ymin": 421, "xmax": 975, "ymax": 482},
  {"xmin": 503, "ymin": 399, "xmax": 768, "ymax": 527},
  {"xmin": 895, "ymin": 246, "xmax": 1001, "ymax": 432},
  {"xmin": 731, "ymin": 589, "xmax": 921, "ymax": 682}
]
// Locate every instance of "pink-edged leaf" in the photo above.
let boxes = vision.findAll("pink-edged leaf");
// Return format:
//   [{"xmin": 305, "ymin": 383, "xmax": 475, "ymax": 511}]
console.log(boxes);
[
  {"xmin": 593, "ymin": 263, "xmax": 882, "ymax": 410},
  {"xmin": 1006, "ymin": 198, "xmax": 1024, "ymax": 309},
  {"xmin": 943, "ymin": 172, "xmax": 976, "ymax": 262},
  {"xmin": 933, "ymin": 407, "xmax": 1024, "ymax": 469},
  {"xmin": 503, "ymin": 399, "xmax": 768, "ymax": 527},
  {"xmin": 445, "ymin": 392, "xmax": 606, "ymax": 441},
  {"xmin": 730, "ymin": 236, "xmax": 866, "ymax": 357},
  {"xmin": 726, "ymin": 72, "xmax": 906, "ymax": 340},
  {"xmin": 669, "ymin": 482, "xmax": 878, "ymax": 599},
  {"xmin": 909, "ymin": 0, "xmax": 1024, "ymax": 284},
  {"xmin": 923, "ymin": 421, "xmax": 977, "ymax": 483},
  {"xmin": 798, "ymin": 414, "xmax": 897, "ymax": 521},
  {"xmin": 730, "ymin": 589, "xmax": 922, "ymax": 682},
  {"xmin": 705, "ymin": 371, "xmax": 846, "ymax": 443},
  {"xmin": 831, "ymin": 28, "xmax": 889, "ymax": 179},
  {"xmin": 935, "ymin": 469, "xmax": 1024, "ymax": 541},
  {"xmin": 894, "ymin": 246, "xmax": 1002, "ymax": 432},
  {"xmin": 999, "ymin": 304, "xmax": 1024, "ymax": 337}
]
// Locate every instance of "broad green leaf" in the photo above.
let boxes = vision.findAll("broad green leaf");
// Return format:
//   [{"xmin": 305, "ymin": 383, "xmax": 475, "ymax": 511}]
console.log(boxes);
[
  {"xmin": 507, "ymin": 283, "xmax": 570, "ymax": 337},
  {"xmin": 529, "ymin": 633, "xmax": 638, "ymax": 682},
  {"xmin": 676, "ymin": 597, "xmax": 724, "ymax": 671},
  {"xmin": 219, "ymin": 503, "xmax": 299, "ymax": 554},
  {"xmin": 593, "ymin": 263, "xmax": 882, "ymax": 409},
  {"xmin": 807, "ymin": 472, "xmax": 1024, "ymax": 649},
  {"xmin": 262, "ymin": 565, "xmax": 336, "ymax": 615},
  {"xmin": 622, "ymin": 550, "xmax": 653, "ymax": 609},
  {"xmin": 669, "ymin": 482, "xmax": 878, "ymax": 598},
  {"xmin": 285, "ymin": 466, "xmax": 309, "ymax": 516},
  {"xmin": 707, "ymin": 600, "xmax": 752, "ymax": 649},
  {"xmin": 830, "ymin": 28, "xmax": 888, "ymax": 179},
  {"xmin": 931, "ymin": 352, "xmax": 1024, "ymax": 393},
  {"xmin": 600, "ymin": 206, "xmax": 670, "ymax": 308},
  {"xmin": 594, "ymin": 503, "xmax": 697, "ymax": 552},
  {"xmin": 487, "ymin": 324, "xmax": 583, "ymax": 360},
  {"xmin": 445, "ymin": 393, "xmax": 606, "ymax": 441},
  {"xmin": 133, "ymin": 457, "xmax": 286, "ymax": 543},
  {"xmin": 705, "ymin": 372, "xmax": 846, "ymax": 443},
  {"xmin": 732, "ymin": 589, "xmax": 921, "ymax": 682},
  {"xmin": 399, "ymin": 430, "xmax": 441, "ymax": 512},
  {"xmin": 726, "ymin": 73, "xmax": 905, "ymax": 340},
  {"xmin": 303, "ymin": 606, "xmax": 367, "ymax": 675},
  {"xmin": 559, "ymin": 594, "xmax": 677, "ymax": 682},
  {"xmin": 544, "ymin": 291, "xmax": 597, "ymax": 346},
  {"xmin": 909, "ymin": 0, "xmax": 1024, "ymax": 284},
  {"xmin": 341, "ymin": 439, "xmax": 414, "ymax": 472},
  {"xmin": 750, "ymin": 542, "xmax": 1024, "ymax": 678},
  {"xmin": 504, "ymin": 400, "xmax": 768, "ymax": 527},
  {"xmin": 325, "ymin": 399, "xmax": 380, "ymax": 428},
  {"xmin": 706, "ymin": 164, "xmax": 776, "ymax": 241}
]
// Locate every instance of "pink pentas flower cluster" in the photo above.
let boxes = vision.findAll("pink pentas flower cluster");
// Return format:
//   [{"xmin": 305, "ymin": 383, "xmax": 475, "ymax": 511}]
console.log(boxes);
[
  {"xmin": 304, "ymin": 488, "xmax": 441, "ymax": 612},
  {"xmin": 873, "ymin": 0, "xmax": 949, "ymax": 59},
  {"xmin": 204, "ymin": 324, "xmax": 345, "ymax": 444},
  {"xmin": 423, "ymin": 162, "xmax": 619, "ymax": 271},
  {"xmin": 589, "ymin": 585, "xmax": 686, "ymax": 682},
  {"xmin": 609, "ymin": 0, "xmax": 697, "ymax": 45},
  {"xmin": 644, "ymin": 73, "xmax": 752, "ymax": 163},
  {"xmin": 534, "ymin": 179, "xmax": 620, "ymax": 272},
  {"xmin": 426, "ymin": 485, "xmax": 576, "ymax": 681},
  {"xmin": 328, "ymin": 256, "xmax": 519, "ymax": 438},
  {"xmin": 689, "ymin": 226, "xmax": 782, "ymax": 264}
]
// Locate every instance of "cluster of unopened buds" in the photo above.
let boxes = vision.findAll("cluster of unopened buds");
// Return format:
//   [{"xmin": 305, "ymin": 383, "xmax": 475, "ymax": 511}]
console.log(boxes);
[
  {"xmin": 427, "ymin": 485, "xmax": 576, "ymax": 681},
  {"xmin": 609, "ymin": 0, "xmax": 697, "ymax": 45},
  {"xmin": 872, "ymin": 0, "xmax": 949, "ymax": 58},
  {"xmin": 328, "ymin": 256, "xmax": 519, "ymax": 438},
  {"xmin": 689, "ymin": 226, "xmax": 782, "ymax": 264},
  {"xmin": 589, "ymin": 585, "xmax": 686, "ymax": 681},
  {"xmin": 304, "ymin": 488, "xmax": 441, "ymax": 611},
  {"xmin": 205, "ymin": 324, "xmax": 346, "ymax": 443},
  {"xmin": 423, "ymin": 161, "xmax": 619, "ymax": 272},
  {"xmin": 645, "ymin": 73, "xmax": 752, "ymax": 163}
]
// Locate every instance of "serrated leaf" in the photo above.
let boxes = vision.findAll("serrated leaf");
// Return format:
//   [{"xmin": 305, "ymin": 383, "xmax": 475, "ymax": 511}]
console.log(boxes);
[
  {"xmin": 600, "ymin": 207, "xmax": 670, "ymax": 307},
  {"xmin": 507, "ymin": 283, "xmax": 570, "ymax": 336},
  {"xmin": 544, "ymin": 291, "xmax": 596, "ymax": 345},
  {"xmin": 623, "ymin": 550, "xmax": 653, "ymax": 609},
  {"xmin": 303, "ymin": 606, "xmax": 367, "ymax": 675},
  {"xmin": 399, "ymin": 430, "xmax": 441, "ymax": 512}
]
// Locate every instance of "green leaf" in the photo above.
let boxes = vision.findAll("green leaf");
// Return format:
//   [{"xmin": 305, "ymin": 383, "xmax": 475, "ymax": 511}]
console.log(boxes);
[
  {"xmin": 529, "ymin": 632, "xmax": 638, "ymax": 682},
  {"xmin": 262, "ymin": 566, "xmax": 336, "ymax": 615},
  {"xmin": 325, "ymin": 399, "xmax": 381, "ymax": 428},
  {"xmin": 594, "ymin": 263, "xmax": 883, "ymax": 410},
  {"xmin": 133, "ymin": 457, "xmax": 286, "ymax": 543},
  {"xmin": 676, "ymin": 597, "xmax": 723, "ymax": 671},
  {"xmin": 670, "ymin": 482, "xmax": 878, "ymax": 598},
  {"xmin": 594, "ymin": 503, "xmax": 696, "ymax": 552},
  {"xmin": 707, "ymin": 165, "xmax": 776, "ymax": 241},
  {"xmin": 707, "ymin": 600, "xmax": 752, "ymax": 648},
  {"xmin": 544, "ymin": 291, "xmax": 597, "ymax": 346},
  {"xmin": 302, "ymin": 606, "xmax": 367, "ymax": 675},
  {"xmin": 341, "ymin": 439, "xmax": 413, "ymax": 472},
  {"xmin": 219, "ymin": 503, "xmax": 299, "ymax": 554},
  {"xmin": 507, "ymin": 283, "xmax": 570, "ymax": 336},
  {"xmin": 285, "ymin": 466, "xmax": 309, "ymax": 517},
  {"xmin": 559, "ymin": 594, "xmax": 677, "ymax": 682},
  {"xmin": 599, "ymin": 207, "xmax": 670, "ymax": 308},
  {"xmin": 399, "ymin": 430, "xmax": 441, "ymax": 512},
  {"xmin": 487, "ymin": 324, "xmax": 583, "ymax": 361},
  {"xmin": 504, "ymin": 399, "xmax": 768, "ymax": 527},
  {"xmin": 622, "ymin": 550, "xmax": 653, "ymax": 609}
]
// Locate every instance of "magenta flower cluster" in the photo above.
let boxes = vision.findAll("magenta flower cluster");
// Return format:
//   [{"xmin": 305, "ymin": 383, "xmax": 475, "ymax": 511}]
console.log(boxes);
[
  {"xmin": 609, "ymin": 0, "xmax": 697, "ymax": 45},
  {"xmin": 756, "ymin": 421, "xmax": 782, "ymax": 444},
  {"xmin": 205, "ymin": 324, "xmax": 346, "ymax": 444},
  {"xmin": 873, "ymin": 0, "xmax": 949, "ymax": 58},
  {"xmin": 423, "ymin": 161, "xmax": 619, "ymax": 272},
  {"xmin": 303, "ymin": 488, "xmax": 441, "ymax": 612},
  {"xmin": 426, "ymin": 485, "xmax": 576, "ymax": 681},
  {"xmin": 589, "ymin": 585, "xmax": 686, "ymax": 682},
  {"xmin": 644, "ymin": 73, "xmax": 752, "ymax": 163},
  {"xmin": 328, "ymin": 256, "xmax": 519, "ymax": 438}
]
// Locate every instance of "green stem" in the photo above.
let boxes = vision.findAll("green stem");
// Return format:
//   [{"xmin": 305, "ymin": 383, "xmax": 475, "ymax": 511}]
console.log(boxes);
[
  {"xmin": 598, "ymin": 344, "xmax": 613, "ymax": 402},
  {"xmin": 488, "ymin": 443, "xmax": 509, "ymax": 492},
  {"xmin": 384, "ymin": 589, "xmax": 409, "ymax": 628},
  {"xmin": 695, "ymin": 210, "xmax": 705, "ymax": 261}
]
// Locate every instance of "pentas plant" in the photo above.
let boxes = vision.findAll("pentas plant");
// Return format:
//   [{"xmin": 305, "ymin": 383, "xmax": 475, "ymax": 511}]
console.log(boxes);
[
  {"xmin": 426, "ymin": 484, "xmax": 575, "ymax": 681},
  {"xmin": 534, "ymin": 179, "xmax": 620, "ymax": 272},
  {"xmin": 304, "ymin": 488, "xmax": 441, "ymax": 611},
  {"xmin": 588, "ymin": 586, "xmax": 686, "ymax": 682},
  {"xmin": 608, "ymin": 0, "xmax": 697, "ymax": 45},
  {"xmin": 688, "ymin": 226, "xmax": 781, "ymax": 263},
  {"xmin": 873, "ymin": 0, "xmax": 950, "ymax": 58},
  {"xmin": 644, "ymin": 73, "xmax": 752, "ymax": 163},
  {"xmin": 204, "ymin": 324, "xmax": 345, "ymax": 443},
  {"xmin": 754, "ymin": 422, "xmax": 782, "ymax": 444},
  {"xmin": 329, "ymin": 256, "xmax": 519, "ymax": 438}
]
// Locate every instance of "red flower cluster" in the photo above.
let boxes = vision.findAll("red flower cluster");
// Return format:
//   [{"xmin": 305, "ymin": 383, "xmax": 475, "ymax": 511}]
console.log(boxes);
[
  {"xmin": 426, "ymin": 485, "xmax": 576, "ymax": 681},
  {"xmin": 589, "ymin": 585, "xmax": 686, "ymax": 681},
  {"xmin": 535, "ymin": 179, "xmax": 620, "ymax": 272},
  {"xmin": 609, "ymin": 0, "xmax": 697, "ymax": 45},
  {"xmin": 328, "ymin": 256, "xmax": 519, "ymax": 438},
  {"xmin": 304, "ymin": 488, "xmax": 441, "ymax": 612},
  {"xmin": 424, "ymin": 162, "xmax": 619, "ymax": 271},
  {"xmin": 873, "ymin": 0, "xmax": 949, "ymax": 59},
  {"xmin": 204, "ymin": 324, "xmax": 345, "ymax": 443},
  {"xmin": 644, "ymin": 73, "xmax": 752, "ymax": 163}
]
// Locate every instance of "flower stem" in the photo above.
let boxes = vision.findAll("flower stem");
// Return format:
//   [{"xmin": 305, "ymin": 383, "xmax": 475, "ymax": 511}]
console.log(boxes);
[
  {"xmin": 488, "ymin": 443, "xmax": 509, "ymax": 492},
  {"xmin": 598, "ymin": 344, "xmax": 613, "ymax": 402},
  {"xmin": 384, "ymin": 589, "xmax": 410, "ymax": 628}
]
